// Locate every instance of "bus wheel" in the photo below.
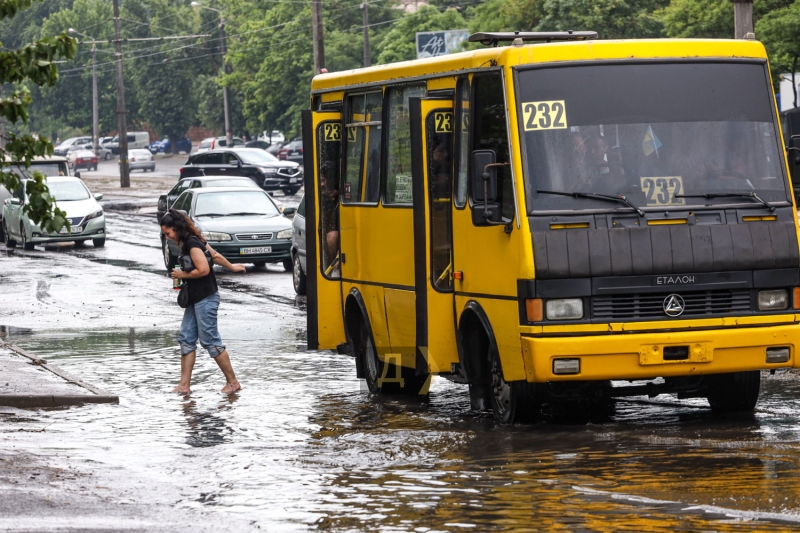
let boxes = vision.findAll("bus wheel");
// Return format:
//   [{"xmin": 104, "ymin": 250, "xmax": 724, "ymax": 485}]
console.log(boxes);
[
  {"xmin": 488, "ymin": 341, "xmax": 539, "ymax": 424},
  {"xmin": 705, "ymin": 371, "xmax": 760, "ymax": 413},
  {"xmin": 356, "ymin": 315, "xmax": 428, "ymax": 395}
]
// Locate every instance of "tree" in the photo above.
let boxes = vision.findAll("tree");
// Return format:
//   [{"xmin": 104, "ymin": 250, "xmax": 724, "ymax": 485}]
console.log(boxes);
[
  {"xmin": 659, "ymin": 0, "xmax": 734, "ymax": 38},
  {"xmin": 376, "ymin": 6, "xmax": 468, "ymax": 64},
  {"xmin": 757, "ymin": 2, "xmax": 800, "ymax": 92},
  {"xmin": 0, "ymin": 0, "xmax": 77, "ymax": 233},
  {"xmin": 537, "ymin": 0, "xmax": 668, "ymax": 39}
]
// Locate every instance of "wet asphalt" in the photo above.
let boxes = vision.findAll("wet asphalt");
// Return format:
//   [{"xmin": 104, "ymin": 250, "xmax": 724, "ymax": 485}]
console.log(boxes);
[{"xmin": 4, "ymin": 200, "xmax": 800, "ymax": 531}]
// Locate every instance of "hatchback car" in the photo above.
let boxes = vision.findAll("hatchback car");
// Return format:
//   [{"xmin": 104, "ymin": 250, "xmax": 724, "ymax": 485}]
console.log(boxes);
[
  {"xmin": 163, "ymin": 187, "xmax": 293, "ymax": 269},
  {"xmin": 290, "ymin": 195, "xmax": 306, "ymax": 294},
  {"xmin": 277, "ymin": 138, "xmax": 304, "ymax": 163},
  {"xmin": 157, "ymin": 176, "xmax": 262, "ymax": 223},
  {"xmin": 3, "ymin": 176, "xmax": 105, "ymax": 249},
  {"xmin": 122, "ymin": 149, "xmax": 156, "ymax": 172},
  {"xmin": 54, "ymin": 136, "xmax": 92, "ymax": 157},
  {"xmin": 67, "ymin": 149, "xmax": 98, "ymax": 172},
  {"xmin": 179, "ymin": 148, "xmax": 302, "ymax": 195}
]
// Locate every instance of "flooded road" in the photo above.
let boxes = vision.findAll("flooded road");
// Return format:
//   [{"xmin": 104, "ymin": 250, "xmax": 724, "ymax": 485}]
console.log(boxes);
[{"xmin": 4, "ymin": 209, "xmax": 800, "ymax": 531}]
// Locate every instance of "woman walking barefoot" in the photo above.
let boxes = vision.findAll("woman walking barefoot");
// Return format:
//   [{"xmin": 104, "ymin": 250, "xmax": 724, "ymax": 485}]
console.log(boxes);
[{"xmin": 160, "ymin": 209, "xmax": 245, "ymax": 394}]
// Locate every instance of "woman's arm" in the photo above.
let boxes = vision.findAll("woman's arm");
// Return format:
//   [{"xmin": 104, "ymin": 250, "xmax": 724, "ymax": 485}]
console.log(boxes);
[
  {"xmin": 206, "ymin": 244, "xmax": 246, "ymax": 273},
  {"xmin": 171, "ymin": 247, "xmax": 210, "ymax": 279}
]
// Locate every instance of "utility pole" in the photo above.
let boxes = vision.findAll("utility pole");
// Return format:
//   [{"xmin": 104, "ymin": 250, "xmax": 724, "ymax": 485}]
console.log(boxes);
[
  {"xmin": 312, "ymin": 0, "xmax": 325, "ymax": 74},
  {"xmin": 191, "ymin": 3, "xmax": 232, "ymax": 147},
  {"xmin": 69, "ymin": 29, "xmax": 99, "ymax": 156},
  {"xmin": 732, "ymin": 0, "xmax": 754, "ymax": 39},
  {"xmin": 112, "ymin": 0, "xmax": 130, "ymax": 188},
  {"xmin": 361, "ymin": 0, "xmax": 370, "ymax": 68}
]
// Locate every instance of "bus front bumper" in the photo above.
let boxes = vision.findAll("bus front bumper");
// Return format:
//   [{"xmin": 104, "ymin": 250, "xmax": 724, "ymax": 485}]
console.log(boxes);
[{"xmin": 521, "ymin": 321, "xmax": 799, "ymax": 382}]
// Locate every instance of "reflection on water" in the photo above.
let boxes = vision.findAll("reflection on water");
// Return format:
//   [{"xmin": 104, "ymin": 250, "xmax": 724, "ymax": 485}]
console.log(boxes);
[{"xmin": 9, "ymin": 327, "xmax": 800, "ymax": 531}]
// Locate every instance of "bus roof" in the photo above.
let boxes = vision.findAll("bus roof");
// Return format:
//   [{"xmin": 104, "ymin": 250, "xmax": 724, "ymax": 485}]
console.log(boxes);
[{"xmin": 310, "ymin": 38, "xmax": 769, "ymax": 94}]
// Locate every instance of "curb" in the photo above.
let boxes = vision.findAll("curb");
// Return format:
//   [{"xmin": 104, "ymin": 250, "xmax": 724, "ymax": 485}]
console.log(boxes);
[
  {"xmin": 0, "ymin": 394, "xmax": 119, "ymax": 408},
  {"xmin": 0, "ymin": 341, "xmax": 119, "ymax": 407}
]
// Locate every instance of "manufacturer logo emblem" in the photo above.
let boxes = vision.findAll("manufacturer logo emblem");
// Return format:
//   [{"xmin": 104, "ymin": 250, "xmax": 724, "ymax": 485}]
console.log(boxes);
[
  {"xmin": 663, "ymin": 294, "xmax": 685, "ymax": 317},
  {"xmin": 251, "ymin": 235, "xmax": 258, "ymax": 240}
]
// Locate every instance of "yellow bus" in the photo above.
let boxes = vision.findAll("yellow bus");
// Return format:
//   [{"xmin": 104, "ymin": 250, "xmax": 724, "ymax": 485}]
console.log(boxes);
[{"xmin": 301, "ymin": 32, "xmax": 800, "ymax": 424}]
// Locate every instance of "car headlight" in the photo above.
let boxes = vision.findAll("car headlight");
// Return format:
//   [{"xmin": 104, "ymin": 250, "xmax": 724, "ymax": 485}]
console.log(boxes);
[
  {"xmin": 201, "ymin": 232, "xmax": 232, "ymax": 241},
  {"xmin": 276, "ymin": 229, "xmax": 292, "ymax": 240},
  {"xmin": 85, "ymin": 209, "xmax": 103, "ymax": 221},
  {"xmin": 546, "ymin": 298, "xmax": 584, "ymax": 320},
  {"xmin": 758, "ymin": 289, "xmax": 788, "ymax": 311},
  {"xmin": 259, "ymin": 167, "xmax": 278, "ymax": 175}
]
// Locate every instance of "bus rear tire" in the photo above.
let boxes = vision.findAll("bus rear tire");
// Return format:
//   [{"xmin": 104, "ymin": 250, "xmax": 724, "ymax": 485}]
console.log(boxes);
[
  {"xmin": 355, "ymin": 314, "xmax": 428, "ymax": 395},
  {"xmin": 705, "ymin": 371, "xmax": 760, "ymax": 413}
]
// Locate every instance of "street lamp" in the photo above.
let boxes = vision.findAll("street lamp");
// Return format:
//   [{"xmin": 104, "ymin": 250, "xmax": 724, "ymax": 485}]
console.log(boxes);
[
  {"xmin": 68, "ymin": 28, "xmax": 100, "ymax": 156},
  {"xmin": 191, "ymin": 2, "xmax": 232, "ymax": 148}
]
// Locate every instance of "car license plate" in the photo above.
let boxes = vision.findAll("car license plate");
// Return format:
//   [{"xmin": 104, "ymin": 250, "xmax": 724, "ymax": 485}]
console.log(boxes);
[
  {"xmin": 59, "ymin": 225, "xmax": 82, "ymax": 234},
  {"xmin": 289, "ymin": 178, "xmax": 297, "ymax": 183},
  {"xmin": 291, "ymin": 150, "xmax": 298, "ymax": 155},
  {"xmin": 240, "ymin": 246, "xmax": 271, "ymax": 255}
]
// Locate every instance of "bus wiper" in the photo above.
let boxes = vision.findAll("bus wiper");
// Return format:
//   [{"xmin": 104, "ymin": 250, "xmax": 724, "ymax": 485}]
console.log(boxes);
[
  {"xmin": 537, "ymin": 189, "xmax": 644, "ymax": 217},
  {"xmin": 675, "ymin": 192, "xmax": 775, "ymax": 212}
]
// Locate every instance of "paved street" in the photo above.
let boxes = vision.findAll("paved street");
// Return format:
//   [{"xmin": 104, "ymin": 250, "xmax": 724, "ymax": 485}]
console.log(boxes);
[{"xmin": 2, "ymin": 198, "xmax": 800, "ymax": 531}]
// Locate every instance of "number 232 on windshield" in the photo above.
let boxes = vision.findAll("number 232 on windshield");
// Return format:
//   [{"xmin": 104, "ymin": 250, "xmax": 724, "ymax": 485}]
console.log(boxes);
[
  {"xmin": 640, "ymin": 177, "xmax": 685, "ymax": 206},
  {"xmin": 522, "ymin": 101, "xmax": 568, "ymax": 131}
]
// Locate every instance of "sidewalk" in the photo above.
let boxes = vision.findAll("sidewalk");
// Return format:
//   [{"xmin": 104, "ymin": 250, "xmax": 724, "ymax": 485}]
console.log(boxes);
[{"xmin": 0, "ymin": 342, "xmax": 118, "ymax": 408}]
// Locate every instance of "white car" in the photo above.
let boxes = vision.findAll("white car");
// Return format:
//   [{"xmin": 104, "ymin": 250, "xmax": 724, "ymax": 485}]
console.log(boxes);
[
  {"xmin": 258, "ymin": 130, "xmax": 285, "ymax": 144},
  {"xmin": 121, "ymin": 149, "xmax": 156, "ymax": 172},
  {"xmin": 2, "ymin": 176, "xmax": 106, "ymax": 249}
]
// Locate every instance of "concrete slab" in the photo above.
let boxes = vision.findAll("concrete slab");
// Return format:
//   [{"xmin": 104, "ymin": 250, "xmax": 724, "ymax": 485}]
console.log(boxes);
[{"xmin": 0, "ymin": 343, "xmax": 118, "ymax": 408}]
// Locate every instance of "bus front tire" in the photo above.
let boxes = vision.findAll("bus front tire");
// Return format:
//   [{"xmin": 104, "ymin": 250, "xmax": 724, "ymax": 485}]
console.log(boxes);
[
  {"xmin": 705, "ymin": 371, "xmax": 760, "ymax": 413},
  {"xmin": 488, "ymin": 340, "xmax": 539, "ymax": 424}
]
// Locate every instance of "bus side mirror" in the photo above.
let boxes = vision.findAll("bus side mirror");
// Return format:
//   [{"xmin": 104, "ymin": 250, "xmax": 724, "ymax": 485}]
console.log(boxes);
[{"xmin": 472, "ymin": 150, "xmax": 497, "ymax": 202}]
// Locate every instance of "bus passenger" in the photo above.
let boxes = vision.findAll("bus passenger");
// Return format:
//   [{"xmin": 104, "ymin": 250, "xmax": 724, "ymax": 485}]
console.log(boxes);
[{"xmin": 320, "ymin": 161, "xmax": 340, "ymax": 272}]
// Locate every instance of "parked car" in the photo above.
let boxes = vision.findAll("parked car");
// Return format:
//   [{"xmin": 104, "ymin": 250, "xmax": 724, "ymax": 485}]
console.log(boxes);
[
  {"xmin": 99, "ymin": 136, "xmax": 115, "ymax": 147},
  {"xmin": 194, "ymin": 136, "xmax": 244, "ymax": 154},
  {"xmin": 67, "ymin": 149, "xmax": 98, "ymax": 172},
  {"xmin": 121, "ymin": 149, "xmax": 155, "ymax": 172},
  {"xmin": 266, "ymin": 142, "xmax": 283, "ymax": 156},
  {"xmin": 0, "ymin": 156, "xmax": 70, "ymax": 242},
  {"xmin": 290, "ymin": 195, "xmax": 306, "ymax": 295},
  {"xmin": 179, "ymin": 148, "xmax": 302, "ymax": 195},
  {"xmin": 163, "ymin": 187, "xmax": 294, "ymax": 269},
  {"xmin": 157, "ymin": 176, "xmax": 262, "ymax": 223},
  {"xmin": 54, "ymin": 136, "xmax": 92, "ymax": 157},
  {"xmin": 149, "ymin": 136, "xmax": 192, "ymax": 154},
  {"xmin": 258, "ymin": 130, "xmax": 285, "ymax": 144},
  {"xmin": 277, "ymin": 138, "xmax": 304, "ymax": 163},
  {"xmin": 2, "ymin": 175, "xmax": 105, "ymax": 250},
  {"xmin": 244, "ymin": 140, "xmax": 272, "ymax": 151},
  {"xmin": 67, "ymin": 142, "xmax": 112, "ymax": 161},
  {"xmin": 106, "ymin": 131, "xmax": 151, "ymax": 154}
]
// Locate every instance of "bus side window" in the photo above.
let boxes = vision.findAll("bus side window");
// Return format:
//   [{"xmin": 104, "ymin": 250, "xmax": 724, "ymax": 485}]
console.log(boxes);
[
  {"xmin": 343, "ymin": 92, "xmax": 381, "ymax": 203},
  {"xmin": 454, "ymin": 76, "xmax": 470, "ymax": 208},
  {"xmin": 318, "ymin": 121, "xmax": 342, "ymax": 277},
  {"xmin": 471, "ymin": 73, "xmax": 513, "ymax": 220},
  {"xmin": 385, "ymin": 84, "xmax": 426, "ymax": 204}
]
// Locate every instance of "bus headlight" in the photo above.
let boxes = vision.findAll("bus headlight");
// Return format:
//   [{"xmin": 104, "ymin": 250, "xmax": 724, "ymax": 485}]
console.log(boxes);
[
  {"xmin": 546, "ymin": 298, "xmax": 583, "ymax": 320},
  {"xmin": 758, "ymin": 290, "xmax": 788, "ymax": 311}
]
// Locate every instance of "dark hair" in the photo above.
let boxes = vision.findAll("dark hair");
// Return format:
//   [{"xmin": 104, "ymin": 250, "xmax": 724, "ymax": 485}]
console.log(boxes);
[{"xmin": 160, "ymin": 208, "xmax": 202, "ymax": 243}]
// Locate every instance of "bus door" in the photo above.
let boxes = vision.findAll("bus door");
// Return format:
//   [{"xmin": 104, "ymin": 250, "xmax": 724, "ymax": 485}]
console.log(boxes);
[
  {"xmin": 302, "ymin": 109, "xmax": 346, "ymax": 350},
  {"xmin": 409, "ymin": 97, "xmax": 459, "ymax": 375}
]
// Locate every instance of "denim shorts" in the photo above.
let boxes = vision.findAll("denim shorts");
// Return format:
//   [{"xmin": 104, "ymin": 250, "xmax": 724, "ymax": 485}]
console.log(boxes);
[{"xmin": 178, "ymin": 291, "xmax": 226, "ymax": 358}]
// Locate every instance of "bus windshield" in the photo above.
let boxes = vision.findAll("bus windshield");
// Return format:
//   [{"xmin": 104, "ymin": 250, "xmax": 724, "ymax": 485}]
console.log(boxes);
[{"xmin": 517, "ymin": 62, "xmax": 789, "ymax": 212}]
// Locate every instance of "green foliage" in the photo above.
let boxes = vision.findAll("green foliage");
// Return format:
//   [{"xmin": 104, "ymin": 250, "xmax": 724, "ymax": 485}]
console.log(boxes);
[
  {"xmin": 757, "ymin": 2, "xmax": 800, "ymax": 87},
  {"xmin": 376, "ymin": 6, "xmax": 468, "ymax": 64},
  {"xmin": 466, "ymin": 0, "xmax": 546, "ymax": 33},
  {"xmin": 537, "ymin": 0, "xmax": 668, "ymax": 38},
  {"xmin": 659, "ymin": 0, "xmax": 733, "ymax": 38},
  {"xmin": 0, "ymin": 0, "xmax": 76, "ymax": 233}
]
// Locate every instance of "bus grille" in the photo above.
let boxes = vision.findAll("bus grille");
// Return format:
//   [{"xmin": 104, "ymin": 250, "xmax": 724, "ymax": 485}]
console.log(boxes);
[{"xmin": 592, "ymin": 289, "xmax": 751, "ymax": 320}]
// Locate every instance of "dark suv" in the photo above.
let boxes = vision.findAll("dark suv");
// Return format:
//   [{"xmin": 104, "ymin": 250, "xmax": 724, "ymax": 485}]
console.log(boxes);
[{"xmin": 179, "ymin": 148, "xmax": 302, "ymax": 196}]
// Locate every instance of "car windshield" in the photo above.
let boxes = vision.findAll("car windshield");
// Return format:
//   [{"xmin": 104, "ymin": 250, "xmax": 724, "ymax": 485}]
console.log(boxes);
[
  {"xmin": 517, "ymin": 62, "xmax": 789, "ymax": 212},
  {"xmin": 48, "ymin": 181, "xmax": 90, "ymax": 201},
  {"xmin": 236, "ymin": 150, "xmax": 279, "ymax": 164},
  {"xmin": 205, "ymin": 179, "xmax": 259, "ymax": 188},
  {"xmin": 195, "ymin": 191, "xmax": 279, "ymax": 217}
]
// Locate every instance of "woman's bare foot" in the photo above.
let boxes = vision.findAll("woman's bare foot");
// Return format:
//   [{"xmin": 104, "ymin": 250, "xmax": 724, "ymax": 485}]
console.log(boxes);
[
  {"xmin": 172, "ymin": 385, "xmax": 191, "ymax": 394},
  {"xmin": 220, "ymin": 381, "xmax": 241, "ymax": 394}
]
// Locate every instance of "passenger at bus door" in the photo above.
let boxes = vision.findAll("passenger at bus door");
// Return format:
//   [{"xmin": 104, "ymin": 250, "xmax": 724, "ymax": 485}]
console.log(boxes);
[
  {"xmin": 430, "ymin": 136, "xmax": 451, "ymax": 201},
  {"xmin": 320, "ymin": 161, "xmax": 340, "ymax": 270}
]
